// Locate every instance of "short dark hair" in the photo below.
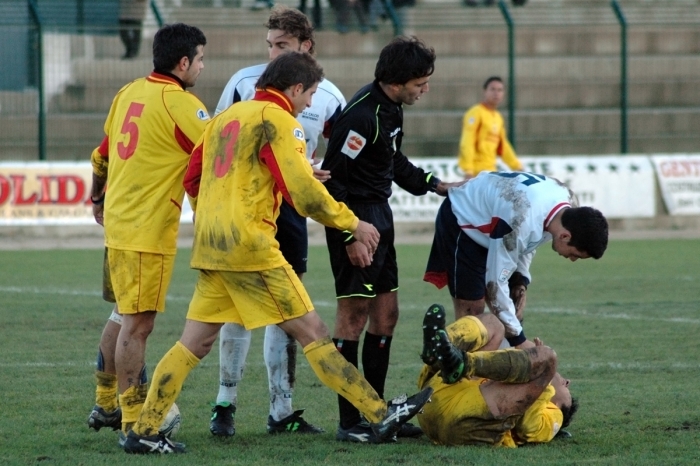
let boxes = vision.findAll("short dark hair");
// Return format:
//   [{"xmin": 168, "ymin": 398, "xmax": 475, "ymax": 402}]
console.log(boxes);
[
  {"xmin": 153, "ymin": 23, "xmax": 207, "ymax": 72},
  {"xmin": 561, "ymin": 397, "xmax": 579, "ymax": 429},
  {"xmin": 562, "ymin": 206, "xmax": 609, "ymax": 259},
  {"xmin": 483, "ymin": 76, "xmax": 503, "ymax": 89},
  {"xmin": 256, "ymin": 51, "xmax": 324, "ymax": 92},
  {"xmin": 265, "ymin": 5, "xmax": 316, "ymax": 55},
  {"xmin": 375, "ymin": 36, "xmax": 436, "ymax": 85}
]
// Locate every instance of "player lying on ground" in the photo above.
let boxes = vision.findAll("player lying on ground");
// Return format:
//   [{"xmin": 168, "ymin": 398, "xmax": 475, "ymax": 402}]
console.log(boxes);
[{"xmin": 416, "ymin": 304, "xmax": 577, "ymax": 447}]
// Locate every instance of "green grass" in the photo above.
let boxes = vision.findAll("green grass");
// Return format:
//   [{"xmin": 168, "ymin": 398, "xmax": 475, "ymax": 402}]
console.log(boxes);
[{"xmin": 1, "ymin": 239, "xmax": 699, "ymax": 465}]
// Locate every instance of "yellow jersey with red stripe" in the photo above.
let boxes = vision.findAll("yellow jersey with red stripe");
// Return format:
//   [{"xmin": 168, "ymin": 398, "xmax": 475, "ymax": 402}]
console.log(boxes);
[
  {"xmin": 457, "ymin": 103, "xmax": 522, "ymax": 177},
  {"xmin": 184, "ymin": 89, "xmax": 358, "ymax": 271},
  {"xmin": 90, "ymin": 72, "xmax": 209, "ymax": 254}
]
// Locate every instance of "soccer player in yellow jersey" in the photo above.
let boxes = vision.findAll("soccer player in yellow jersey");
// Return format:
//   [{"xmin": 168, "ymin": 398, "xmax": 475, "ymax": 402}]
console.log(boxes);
[
  {"xmin": 87, "ymin": 23, "xmax": 210, "ymax": 436},
  {"xmin": 121, "ymin": 51, "xmax": 433, "ymax": 454},
  {"xmin": 457, "ymin": 76, "xmax": 523, "ymax": 178},
  {"xmin": 416, "ymin": 304, "xmax": 578, "ymax": 447}
]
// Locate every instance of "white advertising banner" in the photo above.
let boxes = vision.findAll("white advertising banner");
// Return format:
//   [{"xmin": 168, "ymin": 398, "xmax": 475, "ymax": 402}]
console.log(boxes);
[
  {"xmin": 0, "ymin": 155, "xmax": 661, "ymax": 225},
  {"xmin": 650, "ymin": 154, "xmax": 700, "ymax": 215},
  {"xmin": 390, "ymin": 155, "xmax": 656, "ymax": 221},
  {"xmin": 0, "ymin": 162, "xmax": 195, "ymax": 226}
]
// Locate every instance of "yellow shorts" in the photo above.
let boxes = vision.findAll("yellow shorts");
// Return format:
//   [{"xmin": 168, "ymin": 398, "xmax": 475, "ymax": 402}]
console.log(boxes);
[
  {"xmin": 186, "ymin": 264, "xmax": 313, "ymax": 330},
  {"xmin": 108, "ymin": 248, "xmax": 175, "ymax": 314},
  {"xmin": 102, "ymin": 248, "xmax": 116, "ymax": 304}
]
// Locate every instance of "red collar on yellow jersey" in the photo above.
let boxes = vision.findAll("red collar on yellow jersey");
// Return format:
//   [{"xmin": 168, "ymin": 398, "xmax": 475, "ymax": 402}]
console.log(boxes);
[{"xmin": 253, "ymin": 88, "xmax": 293, "ymax": 114}]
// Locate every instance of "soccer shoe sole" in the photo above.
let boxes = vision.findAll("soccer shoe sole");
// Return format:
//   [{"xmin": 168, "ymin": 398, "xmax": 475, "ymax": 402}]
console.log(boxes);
[{"xmin": 421, "ymin": 303, "xmax": 447, "ymax": 365}]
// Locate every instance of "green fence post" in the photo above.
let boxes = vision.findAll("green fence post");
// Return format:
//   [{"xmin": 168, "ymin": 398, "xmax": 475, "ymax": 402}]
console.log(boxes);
[
  {"xmin": 28, "ymin": 0, "xmax": 45, "ymax": 161},
  {"xmin": 498, "ymin": 0, "xmax": 515, "ymax": 149},
  {"xmin": 150, "ymin": 0, "xmax": 165, "ymax": 27},
  {"xmin": 611, "ymin": 0, "xmax": 628, "ymax": 154}
]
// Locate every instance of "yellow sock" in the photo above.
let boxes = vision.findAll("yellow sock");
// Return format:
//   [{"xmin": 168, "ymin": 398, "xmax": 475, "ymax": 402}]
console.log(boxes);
[
  {"xmin": 119, "ymin": 383, "xmax": 148, "ymax": 433},
  {"xmin": 94, "ymin": 371, "xmax": 118, "ymax": 412},
  {"xmin": 466, "ymin": 349, "xmax": 531, "ymax": 383},
  {"xmin": 133, "ymin": 341, "xmax": 200, "ymax": 436},
  {"xmin": 447, "ymin": 316, "xmax": 485, "ymax": 353},
  {"xmin": 303, "ymin": 337, "xmax": 386, "ymax": 424}
]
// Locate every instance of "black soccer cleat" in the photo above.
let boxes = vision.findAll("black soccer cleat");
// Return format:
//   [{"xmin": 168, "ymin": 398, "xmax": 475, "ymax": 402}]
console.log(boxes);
[
  {"xmin": 267, "ymin": 409, "xmax": 324, "ymax": 434},
  {"xmin": 336, "ymin": 420, "xmax": 397, "ymax": 444},
  {"xmin": 370, "ymin": 387, "xmax": 433, "ymax": 441},
  {"xmin": 434, "ymin": 329, "xmax": 468, "ymax": 384},
  {"xmin": 209, "ymin": 402, "xmax": 236, "ymax": 437},
  {"xmin": 396, "ymin": 421, "xmax": 423, "ymax": 438},
  {"xmin": 87, "ymin": 405, "xmax": 122, "ymax": 432},
  {"xmin": 421, "ymin": 303, "xmax": 447, "ymax": 365},
  {"xmin": 122, "ymin": 430, "xmax": 186, "ymax": 454}
]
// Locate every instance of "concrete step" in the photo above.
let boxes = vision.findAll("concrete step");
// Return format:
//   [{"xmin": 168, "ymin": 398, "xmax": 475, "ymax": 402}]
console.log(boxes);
[
  {"xmin": 2, "ymin": 107, "xmax": 698, "ymax": 161},
  {"xmin": 49, "ymin": 54, "xmax": 700, "ymax": 113},
  {"xmin": 0, "ymin": 91, "xmax": 39, "ymax": 115},
  {"xmin": 48, "ymin": 75, "xmax": 700, "ymax": 113}
]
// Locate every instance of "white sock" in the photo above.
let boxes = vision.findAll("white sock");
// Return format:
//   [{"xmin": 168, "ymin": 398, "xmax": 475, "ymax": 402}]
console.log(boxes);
[
  {"xmin": 216, "ymin": 323, "xmax": 252, "ymax": 405},
  {"xmin": 265, "ymin": 325, "xmax": 297, "ymax": 421}
]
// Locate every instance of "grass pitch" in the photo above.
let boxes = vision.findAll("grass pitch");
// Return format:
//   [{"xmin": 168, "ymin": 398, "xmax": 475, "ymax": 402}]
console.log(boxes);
[{"xmin": 1, "ymin": 239, "xmax": 699, "ymax": 465}]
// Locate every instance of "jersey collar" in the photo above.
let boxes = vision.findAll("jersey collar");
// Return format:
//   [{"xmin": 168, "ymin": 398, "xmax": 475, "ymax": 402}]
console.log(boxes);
[
  {"xmin": 148, "ymin": 70, "xmax": 186, "ymax": 90},
  {"xmin": 254, "ymin": 88, "xmax": 293, "ymax": 113}
]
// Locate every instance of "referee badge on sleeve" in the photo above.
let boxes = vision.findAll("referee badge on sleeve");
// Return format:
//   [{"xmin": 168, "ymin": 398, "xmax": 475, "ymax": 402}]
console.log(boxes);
[
  {"xmin": 196, "ymin": 109, "xmax": 210, "ymax": 120},
  {"xmin": 341, "ymin": 130, "xmax": 366, "ymax": 159},
  {"xmin": 293, "ymin": 128, "xmax": 305, "ymax": 141}
]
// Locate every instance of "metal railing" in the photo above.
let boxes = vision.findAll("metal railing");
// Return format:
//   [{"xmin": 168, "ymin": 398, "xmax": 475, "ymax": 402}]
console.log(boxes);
[{"xmin": 1, "ymin": 0, "xmax": 700, "ymax": 161}]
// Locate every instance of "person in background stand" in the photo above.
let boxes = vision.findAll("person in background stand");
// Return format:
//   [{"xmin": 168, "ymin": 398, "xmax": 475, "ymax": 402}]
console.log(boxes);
[{"xmin": 119, "ymin": 0, "xmax": 148, "ymax": 59}]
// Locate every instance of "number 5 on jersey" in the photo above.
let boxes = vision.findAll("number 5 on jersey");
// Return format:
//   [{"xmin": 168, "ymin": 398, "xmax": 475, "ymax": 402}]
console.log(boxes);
[{"xmin": 117, "ymin": 102, "xmax": 145, "ymax": 160}]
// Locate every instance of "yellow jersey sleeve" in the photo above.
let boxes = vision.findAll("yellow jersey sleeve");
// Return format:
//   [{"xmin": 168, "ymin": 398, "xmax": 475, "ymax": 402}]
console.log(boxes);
[{"xmin": 457, "ymin": 105, "xmax": 480, "ymax": 176}]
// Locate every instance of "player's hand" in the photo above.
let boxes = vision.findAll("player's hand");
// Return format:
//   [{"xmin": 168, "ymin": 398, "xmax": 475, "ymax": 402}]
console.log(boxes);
[
  {"xmin": 533, "ymin": 337, "xmax": 544, "ymax": 347},
  {"xmin": 346, "ymin": 241, "xmax": 373, "ymax": 267},
  {"xmin": 311, "ymin": 158, "xmax": 331, "ymax": 183},
  {"xmin": 434, "ymin": 180, "xmax": 467, "ymax": 196},
  {"xmin": 352, "ymin": 220, "xmax": 379, "ymax": 249},
  {"xmin": 510, "ymin": 285, "xmax": 527, "ymax": 322},
  {"xmin": 92, "ymin": 204, "xmax": 104, "ymax": 226}
]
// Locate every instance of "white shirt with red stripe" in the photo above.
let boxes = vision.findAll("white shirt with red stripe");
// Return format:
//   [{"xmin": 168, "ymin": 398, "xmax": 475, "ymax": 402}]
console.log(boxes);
[
  {"xmin": 448, "ymin": 171, "xmax": 575, "ymax": 339},
  {"xmin": 215, "ymin": 63, "xmax": 346, "ymax": 161}
]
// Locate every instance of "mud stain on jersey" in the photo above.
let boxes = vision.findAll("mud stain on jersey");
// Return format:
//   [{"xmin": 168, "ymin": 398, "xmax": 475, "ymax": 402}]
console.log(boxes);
[{"xmin": 495, "ymin": 178, "xmax": 530, "ymax": 252}]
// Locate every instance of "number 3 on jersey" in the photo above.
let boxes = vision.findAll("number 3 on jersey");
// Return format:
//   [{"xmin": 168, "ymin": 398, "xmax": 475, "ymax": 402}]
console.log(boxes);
[
  {"xmin": 214, "ymin": 120, "xmax": 240, "ymax": 178},
  {"xmin": 117, "ymin": 102, "xmax": 145, "ymax": 160}
]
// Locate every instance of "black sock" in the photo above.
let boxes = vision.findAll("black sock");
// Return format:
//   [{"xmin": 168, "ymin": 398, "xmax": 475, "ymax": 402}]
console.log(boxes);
[
  {"xmin": 362, "ymin": 332, "xmax": 393, "ymax": 400},
  {"xmin": 333, "ymin": 338, "xmax": 361, "ymax": 429}
]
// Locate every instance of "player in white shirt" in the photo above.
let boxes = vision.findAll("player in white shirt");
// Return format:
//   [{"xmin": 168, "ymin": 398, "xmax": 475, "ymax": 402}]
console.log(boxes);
[
  {"xmin": 424, "ymin": 171, "xmax": 608, "ymax": 347},
  {"xmin": 209, "ymin": 5, "xmax": 346, "ymax": 437}
]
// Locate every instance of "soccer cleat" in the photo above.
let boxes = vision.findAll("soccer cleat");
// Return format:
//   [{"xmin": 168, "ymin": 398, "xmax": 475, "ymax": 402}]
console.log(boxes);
[
  {"xmin": 122, "ymin": 430, "xmax": 186, "ymax": 454},
  {"xmin": 434, "ymin": 329, "xmax": 469, "ymax": 384},
  {"xmin": 396, "ymin": 421, "xmax": 423, "ymax": 438},
  {"xmin": 209, "ymin": 402, "xmax": 236, "ymax": 437},
  {"xmin": 370, "ymin": 387, "xmax": 434, "ymax": 441},
  {"xmin": 87, "ymin": 405, "xmax": 122, "ymax": 431},
  {"xmin": 118, "ymin": 431, "xmax": 127, "ymax": 448},
  {"xmin": 267, "ymin": 409, "xmax": 324, "ymax": 434},
  {"xmin": 336, "ymin": 421, "xmax": 396, "ymax": 444},
  {"xmin": 421, "ymin": 304, "xmax": 447, "ymax": 365}
]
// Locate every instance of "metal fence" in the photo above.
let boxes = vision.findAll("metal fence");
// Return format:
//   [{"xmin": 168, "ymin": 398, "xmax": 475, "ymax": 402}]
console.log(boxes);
[{"xmin": 1, "ymin": 0, "xmax": 699, "ymax": 161}]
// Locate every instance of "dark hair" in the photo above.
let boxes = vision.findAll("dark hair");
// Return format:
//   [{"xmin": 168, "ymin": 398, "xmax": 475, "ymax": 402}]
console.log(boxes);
[
  {"xmin": 483, "ymin": 76, "xmax": 503, "ymax": 89},
  {"xmin": 375, "ymin": 36, "xmax": 436, "ymax": 85},
  {"xmin": 256, "ymin": 51, "xmax": 324, "ymax": 92},
  {"xmin": 265, "ymin": 5, "xmax": 316, "ymax": 55},
  {"xmin": 562, "ymin": 206, "xmax": 609, "ymax": 259},
  {"xmin": 152, "ymin": 23, "xmax": 207, "ymax": 72},
  {"xmin": 561, "ymin": 397, "xmax": 579, "ymax": 429}
]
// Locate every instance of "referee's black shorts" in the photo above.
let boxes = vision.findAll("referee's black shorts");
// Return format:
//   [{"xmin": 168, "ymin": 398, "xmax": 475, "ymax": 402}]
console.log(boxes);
[
  {"xmin": 424, "ymin": 196, "xmax": 488, "ymax": 301},
  {"xmin": 276, "ymin": 199, "xmax": 308, "ymax": 275},
  {"xmin": 325, "ymin": 202, "xmax": 398, "ymax": 298}
]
